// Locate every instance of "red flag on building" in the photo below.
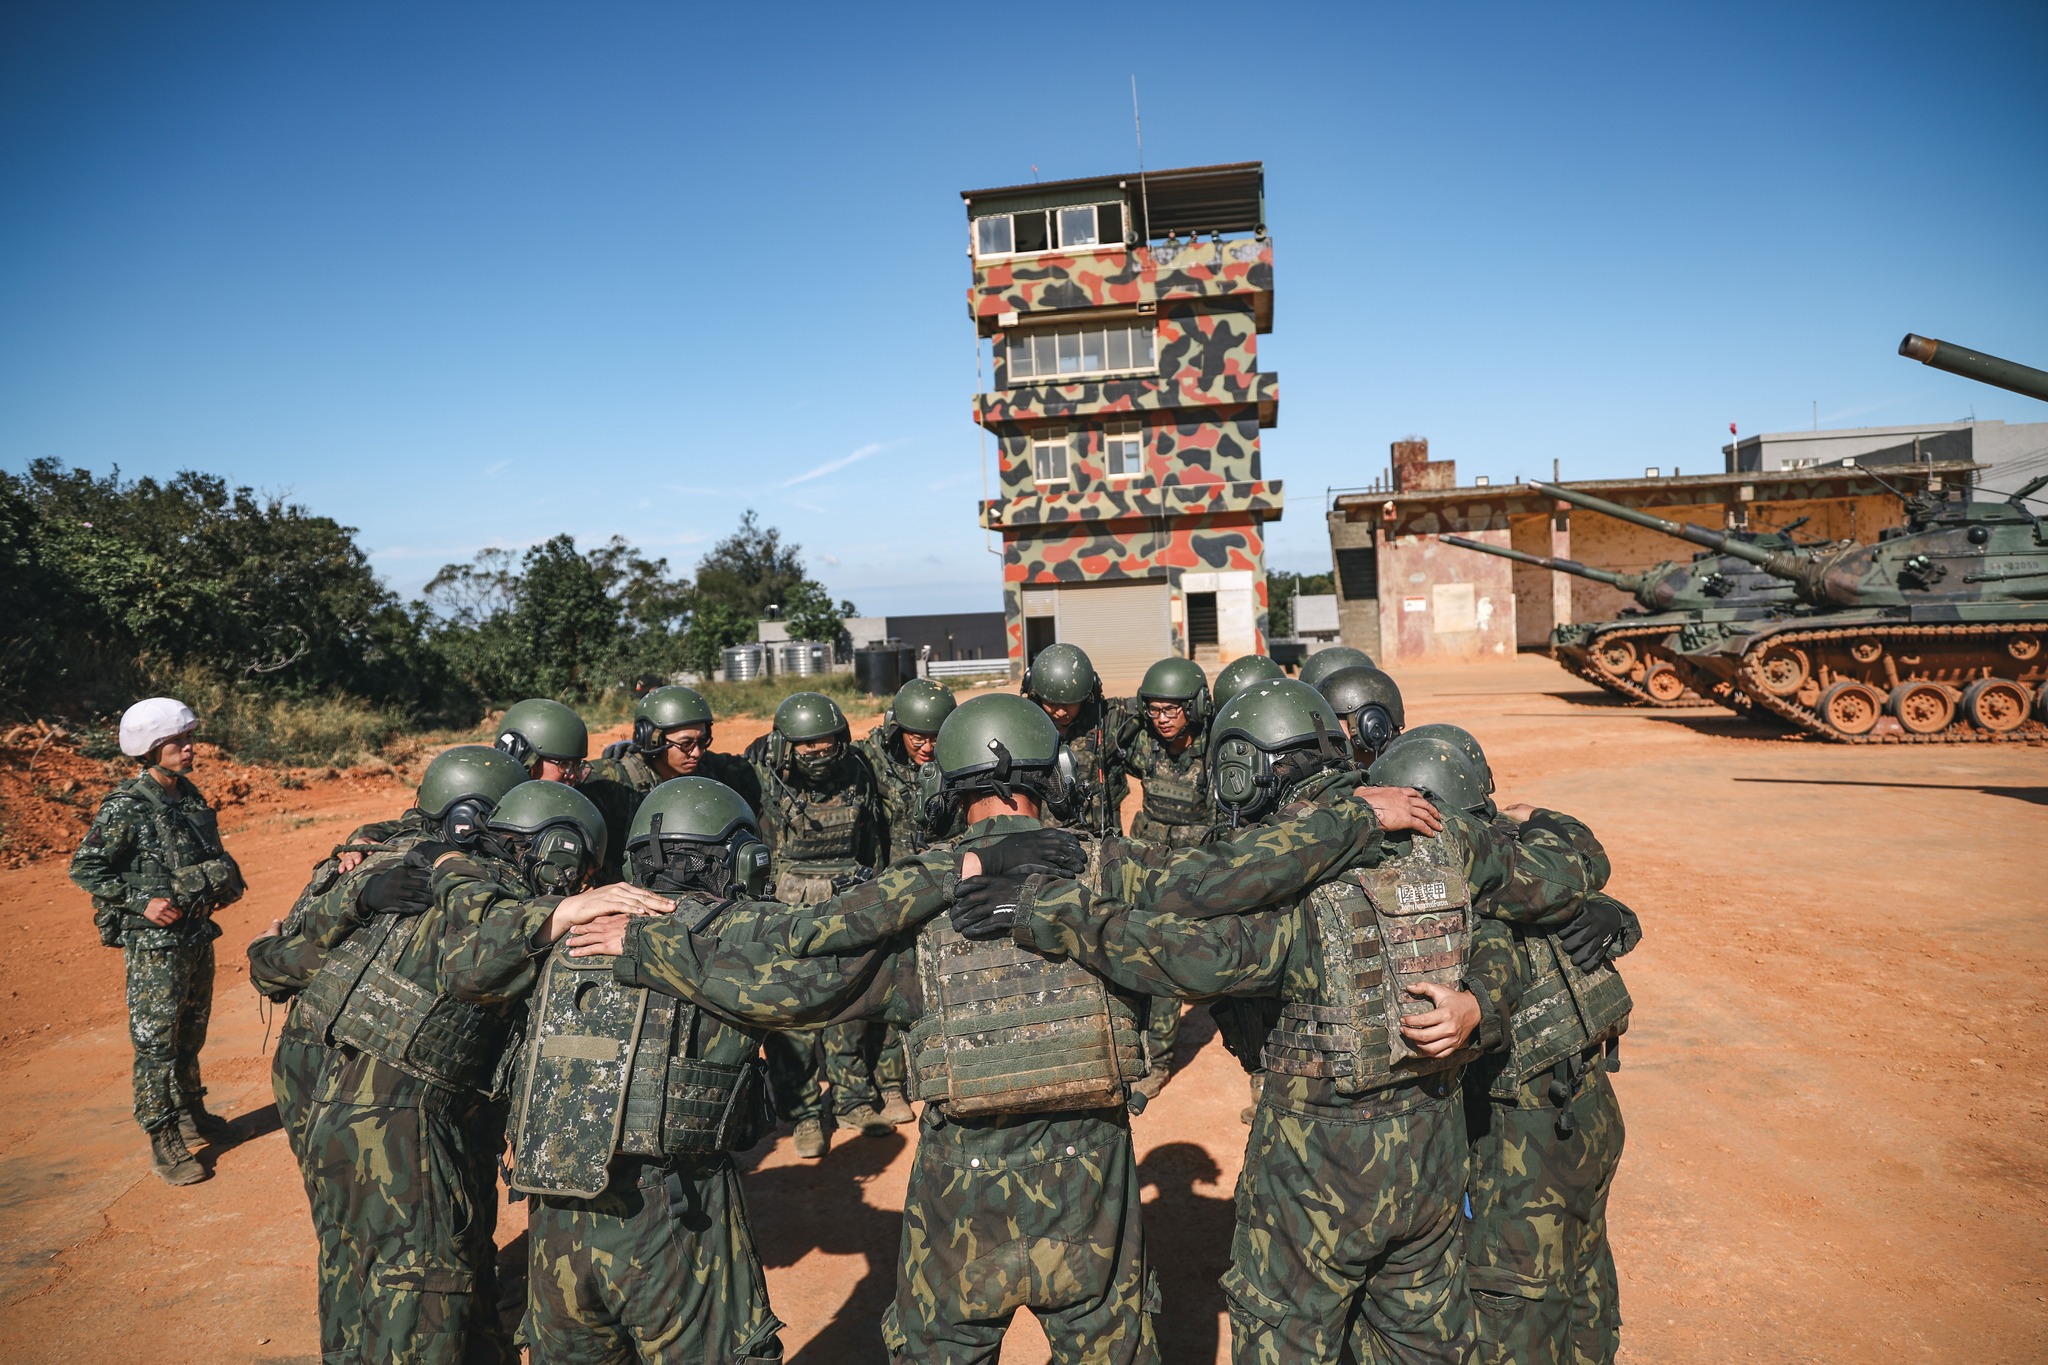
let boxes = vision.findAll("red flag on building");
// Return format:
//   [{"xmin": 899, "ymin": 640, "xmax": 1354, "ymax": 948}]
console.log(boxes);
[{"xmin": 1729, "ymin": 422, "xmax": 1738, "ymax": 436}]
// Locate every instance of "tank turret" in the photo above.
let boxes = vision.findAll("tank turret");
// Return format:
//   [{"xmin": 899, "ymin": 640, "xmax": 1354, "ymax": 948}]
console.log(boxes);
[
  {"xmin": 1437, "ymin": 534, "xmax": 1767, "ymax": 613},
  {"xmin": 1898, "ymin": 334, "xmax": 2048, "ymax": 404}
]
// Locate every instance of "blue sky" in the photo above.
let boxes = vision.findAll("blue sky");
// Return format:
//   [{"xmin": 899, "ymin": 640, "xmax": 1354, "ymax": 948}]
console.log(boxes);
[{"xmin": 4, "ymin": 2, "xmax": 2044, "ymax": 615}]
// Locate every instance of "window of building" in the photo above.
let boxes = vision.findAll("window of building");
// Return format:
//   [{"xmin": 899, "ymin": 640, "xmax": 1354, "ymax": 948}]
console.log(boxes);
[
  {"xmin": 1104, "ymin": 419, "xmax": 1144, "ymax": 477},
  {"xmin": 1005, "ymin": 323, "xmax": 1155, "ymax": 383},
  {"xmin": 973, "ymin": 202, "xmax": 1124, "ymax": 258},
  {"xmin": 1032, "ymin": 428, "xmax": 1071, "ymax": 487},
  {"xmin": 975, "ymin": 215, "xmax": 1013, "ymax": 256},
  {"xmin": 1782, "ymin": 456, "xmax": 1820, "ymax": 469},
  {"xmin": 1185, "ymin": 592, "xmax": 1219, "ymax": 648}
]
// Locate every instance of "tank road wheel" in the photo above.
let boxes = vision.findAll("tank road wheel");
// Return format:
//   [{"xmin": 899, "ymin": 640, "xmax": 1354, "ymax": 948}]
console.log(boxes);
[
  {"xmin": 1754, "ymin": 644, "xmax": 1811, "ymax": 698},
  {"xmin": 1642, "ymin": 662, "xmax": 1691, "ymax": 703},
  {"xmin": 1817, "ymin": 680, "xmax": 1883, "ymax": 737},
  {"xmin": 1961, "ymin": 678, "xmax": 2031, "ymax": 733},
  {"xmin": 1593, "ymin": 637, "xmax": 1638, "ymax": 678},
  {"xmin": 1848, "ymin": 638, "xmax": 1884, "ymax": 664},
  {"xmin": 2009, "ymin": 637, "xmax": 2040, "ymax": 662},
  {"xmin": 1887, "ymin": 682, "xmax": 1956, "ymax": 736}
]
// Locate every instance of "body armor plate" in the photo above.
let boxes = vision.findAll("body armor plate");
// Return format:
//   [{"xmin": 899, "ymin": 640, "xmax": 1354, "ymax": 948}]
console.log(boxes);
[{"xmin": 1495, "ymin": 934, "xmax": 1632, "ymax": 1099}]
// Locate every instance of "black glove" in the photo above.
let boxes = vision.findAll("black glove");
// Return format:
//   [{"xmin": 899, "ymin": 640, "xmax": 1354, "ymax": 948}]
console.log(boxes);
[
  {"xmin": 743, "ymin": 734, "xmax": 771, "ymax": 765},
  {"xmin": 1557, "ymin": 895, "xmax": 1627, "ymax": 973},
  {"xmin": 359, "ymin": 864, "xmax": 434, "ymax": 917},
  {"xmin": 601, "ymin": 739, "xmax": 632, "ymax": 760},
  {"xmin": 973, "ymin": 829, "xmax": 1086, "ymax": 879},
  {"xmin": 950, "ymin": 872, "xmax": 1031, "ymax": 941}
]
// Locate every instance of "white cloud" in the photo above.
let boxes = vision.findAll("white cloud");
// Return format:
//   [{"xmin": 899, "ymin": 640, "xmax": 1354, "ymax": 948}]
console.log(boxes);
[
  {"xmin": 781, "ymin": 441, "xmax": 884, "ymax": 488},
  {"xmin": 820, "ymin": 553, "xmax": 841, "ymax": 566}
]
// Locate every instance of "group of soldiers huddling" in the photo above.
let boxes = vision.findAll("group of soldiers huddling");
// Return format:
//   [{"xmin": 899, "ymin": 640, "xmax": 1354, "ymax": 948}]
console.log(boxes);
[{"xmin": 70, "ymin": 641, "xmax": 1640, "ymax": 1365}]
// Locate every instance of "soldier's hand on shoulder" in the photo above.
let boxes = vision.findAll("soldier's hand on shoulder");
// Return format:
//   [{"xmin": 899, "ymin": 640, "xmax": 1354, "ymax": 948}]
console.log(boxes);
[
  {"xmin": 951, "ymin": 872, "xmax": 1030, "ymax": 941},
  {"xmin": 543, "ymin": 882, "xmax": 673, "ymax": 944},
  {"xmin": 1355, "ymin": 786, "xmax": 1444, "ymax": 837},
  {"xmin": 360, "ymin": 864, "xmax": 434, "ymax": 916},
  {"xmin": 1399, "ymin": 982, "xmax": 1479, "ymax": 1057},
  {"xmin": 743, "ymin": 735, "xmax": 771, "ymax": 765},
  {"xmin": 565, "ymin": 912, "xmax": 634, "ymax": 958},
  {"xmin": 1497, "ymin": 802, "xmax": 1538, "ymax": 823},
  {"xmin": 976, "ymin": 828, "xmax": 1086, "ymax": 878},
  {"xmin": 601, "ymin": 739, "xmax": 633, "ymax": 760},
  {"xmin": 1558, "ymin": 895, "xmax": 1627, "ymax": 973},
  {"xmin": 337, "ymin": 850, "xmax": 367, "ymax": 873}
]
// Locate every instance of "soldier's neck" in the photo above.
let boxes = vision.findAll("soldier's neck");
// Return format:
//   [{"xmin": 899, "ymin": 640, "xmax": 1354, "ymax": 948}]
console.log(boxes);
[{"xmin": 962, "ymin": 793, "xmax": 1040, "ymax": 825}]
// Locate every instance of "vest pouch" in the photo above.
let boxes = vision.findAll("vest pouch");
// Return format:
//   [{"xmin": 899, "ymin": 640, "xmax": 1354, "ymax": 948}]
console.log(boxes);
[
  {"xmin": 659, "ymin": 1056, "xmax": 759, "ymax": 1155},
  {"xmin": 92, "ymin": 901, "xmax": 126, "ymax": 948},
  {"xmin": 775, "ymin": 788, "xmax": 863, "ymax": 865},
  {"xmin": 512, "ymin": 951, "xmax": 645, "ymax": 1199},
  {"xmin": 1357, "ymin": 836, "xmax": 1478, "ymax": 1077},
  {"xmin": 1140, "ymin": 758, "xmax": 1208, "ymax": 829},
  {"xmin": 299, "ymin": 914, "xmax": 397, "ymax": 1041}
]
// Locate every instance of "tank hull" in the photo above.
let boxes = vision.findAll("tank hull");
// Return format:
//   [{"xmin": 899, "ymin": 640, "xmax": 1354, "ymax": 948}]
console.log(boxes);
[{"xmin": 1552, "ymin": 607, "xmax": 1784, "ymax": 709}]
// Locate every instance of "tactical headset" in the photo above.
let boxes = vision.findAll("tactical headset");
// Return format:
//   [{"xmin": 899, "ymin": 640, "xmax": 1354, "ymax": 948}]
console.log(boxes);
[
  {"xmin": 629, "ymin": 810, "xmax": 771, "ymax": 900},
  {"xmin": 439, "ymin": 798, "xmax": 494, "ymax": 848},
  {"xmin": 1348, "ymin": 704, "xmax": 1400, "ymax": 761},
  {"xmin": 632, "ymin": 716, "xmax": 712, "ymax": 756},
  {"xmin": 1210, "ymin": 712, "xmax": 1346, "ymax": 825},
  {"xmin": 494, "ymin": 729, "xmax": 538, "ymax": 769},
  {"xmin": 512, "ymin": 821, "xmax": 598, "ymax": 895}
]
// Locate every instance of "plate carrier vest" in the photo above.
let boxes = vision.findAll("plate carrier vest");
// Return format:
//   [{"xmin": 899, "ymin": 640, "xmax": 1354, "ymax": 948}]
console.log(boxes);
[
  {"xmin": 906, "ymin": 836, "xmax": 1147, "ymax": 1117},
  {"xmin": 1137, "ymin": 734, "xmax": 1210, "ymax": 831},
  {"xmin": 1492, "ymin": 933, "xmax": 1632, "ymax": 1101},
  {"xmin": 770, "ymin": 770, "xmax": 865, "ymax": 877},
  {"xmin": 509, "ymin": 892, "xmax": 767, "ymax": 1198},
  {"xmin": 297, "ymin": 850, "xmax": 509, "ymax": 1097},
  {"xmin": 1261, "ymin": 826, "xmax": 1480, "ymax": 1096}
]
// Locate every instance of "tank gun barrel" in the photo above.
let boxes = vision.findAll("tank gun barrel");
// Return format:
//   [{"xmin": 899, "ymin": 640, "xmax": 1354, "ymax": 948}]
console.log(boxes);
[
  {"xmin": 1436, "ymin": 534, "xmax": 1634, "ymax": 588},
  {"xmin": 1528, "ymin": 482, "xmax": 1777, "ymax": 567},
  {"xmin": 1899, "ymin": 334, "xmax": 2048, "ymax": 404}
]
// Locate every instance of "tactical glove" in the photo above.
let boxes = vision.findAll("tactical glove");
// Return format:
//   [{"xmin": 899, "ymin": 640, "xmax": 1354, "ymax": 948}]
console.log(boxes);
[
  {"xmin": 1557, "ymin": 894, "xmax": 1627, "ymax": 973},
  {"xmin": 743, "ymin": 735, "xmax": 771, "ymax": 765},
  {"xmin": 972, "ymin": 829, "xmax": 1086, "ymax": 879},
  {"xmin": 359, "ymin": 864, "xmax": 434, "ymax": 917},
  {"xmin": 950, "ymin": 872, "xmax": 1031, "ymax": 941},
  {"xmin": 600, "ymin": 739, "xmax": 633, "ymax": 761}
]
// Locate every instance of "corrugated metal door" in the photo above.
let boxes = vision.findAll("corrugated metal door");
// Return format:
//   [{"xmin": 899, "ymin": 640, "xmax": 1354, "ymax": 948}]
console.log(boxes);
[{"xmin": 1056, "ymin": 580, "xmax": 1171, "ymax": 687}]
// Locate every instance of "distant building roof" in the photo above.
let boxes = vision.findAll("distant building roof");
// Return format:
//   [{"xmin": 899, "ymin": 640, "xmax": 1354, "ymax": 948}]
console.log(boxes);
[{"xmin": 962, "ymin": 162, "xmax": 1265, "ymax": 237}]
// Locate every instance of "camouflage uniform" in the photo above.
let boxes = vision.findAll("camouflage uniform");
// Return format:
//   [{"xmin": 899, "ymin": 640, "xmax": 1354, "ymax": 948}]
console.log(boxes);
[
  {"xmin": 69, "ymin": 772, "xmax": 244, "ymax": 1135},
  {"xmin": 246, "ymin": 812, "xmax": 425, "ymax": 1194},
  {"xmin": 1120, "ymin": 723, "xmax": 1213, "ymax": 1085},
  {"xmin": 1011, "ymin": 770, "xmax": 1608, "ymax": 1365},
  {"xmin": 750, "ymin": 745, "xmax": 887, "ymax": 1128},
  {"xmin": 1463, "ymin": 816, "xmax": 1636, "ymax": 1365},
  {"xmin": 295, "ymin": 844, "xmax": 524, "ymax": 1365},
  {"xmin": 434, "ymin": 871, "xmax": 789, "ymax": 1364},
  {"xmin": 613, "ymin": 801, "xmax": 1390, "ymax": 1365},
  {"xmin": 586, "ymin": 747, "xmax": 764, "ymax": 817},
  {"xmin": 1045, "ymin": 698, "xmax": 1135, "ymax": 840}
]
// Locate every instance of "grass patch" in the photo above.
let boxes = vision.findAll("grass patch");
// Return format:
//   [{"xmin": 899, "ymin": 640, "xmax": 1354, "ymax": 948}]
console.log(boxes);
[{"xmin": 163, "ymin": 666, "xmax": 410, "ymax": 768}]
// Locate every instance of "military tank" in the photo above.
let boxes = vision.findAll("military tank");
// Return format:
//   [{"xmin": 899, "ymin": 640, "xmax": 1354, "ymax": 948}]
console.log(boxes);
[
  {"xmin": 1437, "ymin": 532, "xmax": 1801, "ymax": 707},
  {"xmin": 1531, "ymin": 476, "xmax": 2048, "ymax": 743}
]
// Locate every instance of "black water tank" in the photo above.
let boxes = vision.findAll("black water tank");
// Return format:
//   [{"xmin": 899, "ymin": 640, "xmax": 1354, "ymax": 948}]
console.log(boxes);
[{"xmin": 855, "ymin": 645, "xmax": 903, "ymax": 696}]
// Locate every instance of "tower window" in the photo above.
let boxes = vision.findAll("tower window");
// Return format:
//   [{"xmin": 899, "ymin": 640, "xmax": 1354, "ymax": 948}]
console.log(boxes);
[
  {"xmin": 1032, "ymin": 428, "xmax": 1071, "ymax": 487},
  {"xmin": 976, "ymin": 215, "xmax": 1013, "ymax": 256},
  {"xmin": 1105, "ymin": 420, "xmax": 1144, "ymax": 477},
  {"xmin": 1058, "ymin": 206, "xmax": 1099, "ymax": 248},
  {"xmin": 973, "ymin": 202, "xmax": 1125, "ymax": 258},
  {"xmin": 1005, "ymin": 323, "xmax": 1155, "ymax": 383}
]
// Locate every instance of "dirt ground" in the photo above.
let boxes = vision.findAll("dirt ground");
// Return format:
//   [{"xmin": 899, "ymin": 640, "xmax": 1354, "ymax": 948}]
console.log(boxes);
[{"xmin": 0, "ymin": 659, "xmax": 2041, "ymax": 1364}]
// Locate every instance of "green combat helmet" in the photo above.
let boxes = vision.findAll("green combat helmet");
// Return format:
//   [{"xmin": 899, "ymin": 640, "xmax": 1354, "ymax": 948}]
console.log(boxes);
[
  {"xmin": 1298, "ymin": 645, "xmax": 1376, "ymax": 690},
  {"xmin": 921, "ymin": 693, "xmax": 1065, "ymax": 828},
  {"xmin": 1022, "ymin": 642, "xmax": 1100, "ymax": 705},
  {"xmin": 487, "ymin": 779, "xmax": 606, "ymax": 893},
  {"xmin": 1367, "ymin": 734, "xmax": 1491, "ymax": 816},
  {"xmin": 1207, "ymin": 677, "xmax": 1348, "ymax": 823},
  {"xmin": 1212, "ymin": 654, "xmax": 1285, "ymax": 708},
  {"xmin": 771, "ymin": 690, "xmax": 851, "ymax": 780},
  {"xmin": 1317, "ymin": 665, "xmax": 1406, "ymax": 761},
  {"xmin": 888, "ymin": 677, "xmax": 957, "ymax": 737},
  {"xmin": 633, "ymin": 685, "xmax": 715, "ymax": 753},
  {"xmin": 416, "ymin": 744, "xmax": 530, "ymax": 846},
  {"xmin": 1137, "ymin": 656, "xmax": 1212, "ymax": 726},
  {"xmin": 624, "ymin": 776, "xmax": 771, "ymax": 899},
  {"xmin": 496, "ymin": 698, "xmax": 590, "ymax": 769},
  {"xmin": 1404, "ymin": 722, "xmax": 1494, "ymax": 796}
]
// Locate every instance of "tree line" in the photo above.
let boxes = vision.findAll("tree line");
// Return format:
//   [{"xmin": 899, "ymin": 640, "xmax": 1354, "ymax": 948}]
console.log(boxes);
[{"xmin": 0, "ymin": 458, "xmax": 854, "ymax": 726}]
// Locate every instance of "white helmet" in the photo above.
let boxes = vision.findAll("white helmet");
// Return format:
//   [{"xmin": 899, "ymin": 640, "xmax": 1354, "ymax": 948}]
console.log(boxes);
[{"xmin": 119, "ymin": 697, "xmax": 199, "ymax": 759}]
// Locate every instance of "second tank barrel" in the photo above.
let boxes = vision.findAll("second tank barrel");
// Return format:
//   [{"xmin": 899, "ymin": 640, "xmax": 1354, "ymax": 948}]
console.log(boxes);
[
  {"xmin": 1437, "ymin": 534, "xmax": 1631, "ymax": 587},
  {"xmin": 1899, "ymin": 334, "xmax": 2048, "ymax": 404},
  {"xmin": 1528, "ymin": 481, "xmax": 1775, "ymax": 567}
]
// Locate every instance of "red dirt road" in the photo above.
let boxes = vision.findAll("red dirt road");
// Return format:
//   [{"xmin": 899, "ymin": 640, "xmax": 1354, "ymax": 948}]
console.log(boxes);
[{"xmin": 1, "ymin": 662, "xmax": 2042, "ymax": 1363}]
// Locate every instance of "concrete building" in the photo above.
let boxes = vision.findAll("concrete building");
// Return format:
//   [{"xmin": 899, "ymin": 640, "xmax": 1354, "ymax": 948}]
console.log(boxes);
[
  {"xmin": 1327, "ymin": 438, "xmax": 1978, "ymax": 666},
  {"xmin": 966, "ymin": 161, "xmax": 1283, "ymax": 684},
  {"xmin": 1724, "ymin": 419, "xmax": 2047, "ymax": 496}
]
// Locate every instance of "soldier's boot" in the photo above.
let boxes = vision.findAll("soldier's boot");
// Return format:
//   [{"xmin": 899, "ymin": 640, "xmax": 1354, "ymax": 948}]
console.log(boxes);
[
  {"xmin": 878, "ymin": 1089, "xmax": 915, "ymax": 1126},
  {"xmin": 792, "ymin": 1117, "xmax": 830, "ymax": 1160},
  {"xmin": 176, "ymin": 1102, "xmax": 233, "ymax": 1147},
  {"xmin": 840, "ymin": 1104, "xmax": 893, "ymax": 1138},
  {"xmin": 1239, "ymin": 1072, "xmax": 1264, "ymax": 1125},
  {"xmin": 149, "ymin": 1124, "xmax": 208, "ymax": 1186}
]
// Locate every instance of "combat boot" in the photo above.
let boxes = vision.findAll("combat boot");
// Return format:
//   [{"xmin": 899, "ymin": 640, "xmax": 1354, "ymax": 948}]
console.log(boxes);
[
  {"xmin": 149, "ymin": 1124, "xmax": 208, "ymax": 1186},
  {"xmin": 879, "ymin": 1088, "xmax": 915, "ymax": 1126},
  {"xmin": 840, "ymin": 1104, "xmax": 893, "ymax": 1138},
  {"xmin": 792, "ymin": 1116, "xmax": 830, "ymax": 1159},
  {"xmin": 176, "ymin": 1102, "xmax": 233, "ymax": 1147}
]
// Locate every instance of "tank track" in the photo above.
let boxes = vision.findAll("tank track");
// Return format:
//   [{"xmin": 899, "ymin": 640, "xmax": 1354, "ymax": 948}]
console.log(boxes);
[
  {"xmin": 1565, "ymin": 624, "xmax": 1715, "ymax": 708},
  {"xmin": 1735, "ymin": 621, "xmax": 2048, "ymax": 744}
]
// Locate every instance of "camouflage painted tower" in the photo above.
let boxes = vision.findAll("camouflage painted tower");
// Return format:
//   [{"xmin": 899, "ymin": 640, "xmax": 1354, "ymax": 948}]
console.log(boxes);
[{"xmin": 966, "ymin": 161, "xmax": 1283, "ymax": 682}]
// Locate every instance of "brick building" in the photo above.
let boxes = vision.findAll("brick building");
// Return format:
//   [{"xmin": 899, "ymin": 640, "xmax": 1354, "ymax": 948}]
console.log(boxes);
[
  {"xmin": 966, "ymin": 161, "xmax": 1283, "ymax": 685},
  {"xmin": 1326, "ymin": 439, "xmax": 1978, "ymax": 666}
]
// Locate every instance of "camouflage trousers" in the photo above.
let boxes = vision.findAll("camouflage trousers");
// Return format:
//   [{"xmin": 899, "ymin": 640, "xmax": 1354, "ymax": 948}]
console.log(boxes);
[
  {"xmin": 763, "ymin": 1031, "xmax": 825, "ymax": 1123},
  {"xmin": 271, "ymin": 1005, "xmax": 329, "ymax": 1202},
  {"xmin": 1466, "ymin": 1062, "xmax": 1624, "ymax": 1365},
  {"xmin": 524, "ymin": 1155, "xmax": 784, "ymax": 1364},
  {"xmin": 123, "ymin": 937, "xmax": 213, "ymax": 1132},
  {"xmin": 821, "ymin": 1021, "xmax": 907, "ymax": 1116},
  {"xmin": 305, "ymin": 1081, "xmax": 514, "ymax": 1364},
  {"xmin": 1141, "ymin": 998, "xmax": 1183, "ymax": 1079},
  {"xmin": 884, "ymin": 1106, "xmax": 1158, "ymax": 1365},
  {"xmin": 1224, "ymin": 1078, "xmax": 1475, "ymax": 1365}
]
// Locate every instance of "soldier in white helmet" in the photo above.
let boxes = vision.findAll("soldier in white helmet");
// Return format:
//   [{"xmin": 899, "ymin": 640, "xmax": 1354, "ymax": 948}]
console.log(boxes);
[{"xmin": 70, "ymin": 698, "xmax": 246, "ymax": 1185}]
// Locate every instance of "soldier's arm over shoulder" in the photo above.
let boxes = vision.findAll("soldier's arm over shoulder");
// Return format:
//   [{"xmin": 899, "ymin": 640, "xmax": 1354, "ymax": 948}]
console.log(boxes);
[
  {"xmin": 1013, "ymin": 875, "xmax": 1298, "ymax": 1000},
  {"xmin": 435, "ymin": 855, "xmax": 559, "ymax": 1004},
  {"xmin": 613, "ymin": 899, "xmax": 893, "ymax": 1028},
  {"xmin": 1462, "ymin": 916, "xmax": 1518, "ymax": 1053},
  {"xmin": 1461, "ymin": 809, "xmax": 1605, "ymax": 929},
  {"xmin": 246, "ymin": 861, "xmax": 372, "ymax": 996},
  {"xmin": 780, "ymin": 853, "xmax": 959, "ymax": 956},
  {"xmin": 1108, "ymin": 787, "xmax": 1383, "ymax": 917}
]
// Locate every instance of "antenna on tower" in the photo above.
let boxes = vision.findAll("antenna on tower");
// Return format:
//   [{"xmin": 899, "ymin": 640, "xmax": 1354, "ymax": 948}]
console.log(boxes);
[{"xmin": 1131, "ymin": 76, "xmax": 1151, "ymax": 247}]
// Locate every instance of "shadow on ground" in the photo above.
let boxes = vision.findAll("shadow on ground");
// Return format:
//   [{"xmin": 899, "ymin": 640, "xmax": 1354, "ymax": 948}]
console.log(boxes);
[{"xmin": 1734, "ymin": 777, "xmax": 2048, "ymax": 806}]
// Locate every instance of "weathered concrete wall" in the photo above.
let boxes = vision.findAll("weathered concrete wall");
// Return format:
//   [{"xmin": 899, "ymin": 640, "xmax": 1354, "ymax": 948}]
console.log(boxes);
[{"xmin": 1377, "ymin": 527, "xmax": 1516, "ymax": 666}]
